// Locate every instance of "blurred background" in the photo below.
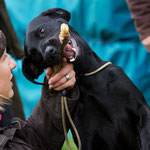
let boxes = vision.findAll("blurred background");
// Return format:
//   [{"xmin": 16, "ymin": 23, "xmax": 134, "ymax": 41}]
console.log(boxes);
[{"xmin": 1, "ymin": 0, "xmax": 150, "ymax": 149}]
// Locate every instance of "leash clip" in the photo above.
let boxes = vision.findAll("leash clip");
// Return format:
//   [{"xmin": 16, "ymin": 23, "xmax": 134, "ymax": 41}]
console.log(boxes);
[{"xmin": 61, "ymin": 90, "xmax": 67, "ymax": 96}]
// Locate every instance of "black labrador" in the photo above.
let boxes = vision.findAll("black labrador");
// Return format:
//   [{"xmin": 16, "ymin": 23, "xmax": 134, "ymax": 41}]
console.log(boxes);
[{"xmin": 22, "ymin": 8, "xmax": 150, "ymax": 150}]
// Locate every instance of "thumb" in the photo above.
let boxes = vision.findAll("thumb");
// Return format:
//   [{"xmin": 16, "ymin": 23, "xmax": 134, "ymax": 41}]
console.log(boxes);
[
  {"xmin": 62, "ymin": 57, "xmax": 67, "ymax": 67},
  {"xmin": 46, "ymin": 67, "xmax": 52, "ymax": 79}
]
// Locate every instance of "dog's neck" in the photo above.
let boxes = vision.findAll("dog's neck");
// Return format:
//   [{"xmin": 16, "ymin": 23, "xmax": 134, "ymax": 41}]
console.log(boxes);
[{"xmin": 74, "ymin": 50, "xmax": 104, "ymax": 76}]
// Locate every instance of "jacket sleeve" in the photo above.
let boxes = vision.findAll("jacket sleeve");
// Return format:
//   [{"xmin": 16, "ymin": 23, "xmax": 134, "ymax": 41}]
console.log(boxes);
[
  {"xmin": 23, "ymin": 77, "xmax": 80, "ymax": 150},
  {"xmin": 126, "ymin": 0, "xmax": 150, "ymax": 40}
]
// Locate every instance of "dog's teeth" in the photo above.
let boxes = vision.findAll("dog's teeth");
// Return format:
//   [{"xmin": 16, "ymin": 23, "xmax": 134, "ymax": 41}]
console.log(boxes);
[
  {"xmin": 72, "ymin": 48, "xmax": 76, "ymax": 52},
  {"xmin": 68, "ymin": 56, "xmax": 72, "ymax": 59},
  {"xmin": 70, "ymin": 58, "xmax": 75, "ymax": 62}
]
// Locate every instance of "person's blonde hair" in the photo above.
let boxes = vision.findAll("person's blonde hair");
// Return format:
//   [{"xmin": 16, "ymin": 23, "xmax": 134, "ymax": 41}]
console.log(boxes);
[{"xmin": 0, "ymin": 95, "xmax": 11, "ymax": 111}]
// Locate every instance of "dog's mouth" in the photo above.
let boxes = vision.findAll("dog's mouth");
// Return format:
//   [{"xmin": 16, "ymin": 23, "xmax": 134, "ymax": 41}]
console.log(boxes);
[{"xmin": 64, "ymin": 38, "xmax": 79, "ymax": 62}]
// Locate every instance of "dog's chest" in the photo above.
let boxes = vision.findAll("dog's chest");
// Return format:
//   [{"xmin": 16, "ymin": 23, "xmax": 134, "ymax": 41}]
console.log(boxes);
[
  {"xmin": 75, "ymin": 76, "xmax": 110, "ymax": 120},
  {"xmin": 76, "ymin": 74, "xmax": 107, "ymax": 97}
]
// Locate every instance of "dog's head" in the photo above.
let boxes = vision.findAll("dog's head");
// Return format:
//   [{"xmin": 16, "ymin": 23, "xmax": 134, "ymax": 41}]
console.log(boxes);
[{"xmin": 22, "ymin": 8, "xmax": 83, "ymax": 84}]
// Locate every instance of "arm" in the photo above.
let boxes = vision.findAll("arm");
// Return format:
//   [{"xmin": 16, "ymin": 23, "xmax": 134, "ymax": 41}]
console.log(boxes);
[
  {"xmin": 126, "ymin": 0, "xmax": 150, "ymax": 52},
  {"xmin": 23, "ymin": 62, "xmax": 79, "ymax": 150}
]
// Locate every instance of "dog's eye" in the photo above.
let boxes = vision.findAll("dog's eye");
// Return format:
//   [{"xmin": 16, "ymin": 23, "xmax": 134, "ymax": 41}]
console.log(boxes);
[
  {"xmin": 68, "ymin": 40, "xmax": 72, "ymax": 45},
  {"xmin": 39, "ymin": 27, "xmax": 45, "ymax": 37}
]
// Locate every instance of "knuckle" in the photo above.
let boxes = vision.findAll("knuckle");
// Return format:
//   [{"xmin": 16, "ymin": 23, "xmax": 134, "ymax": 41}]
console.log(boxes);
[
  {"xmin": 60, "ymin": 79, "xmax": 65, "ymax": 84},
  {"xmin": 72, "ymin": 77, "xmax": 76, "ymax": 83},
  {"xmin": 68, "ymin": 79, "xmax": 75, "ymax": 87},
  {"xmin": 59, "ymin": 71, "xmax": 64, "ymax": 77},
  {"xmin": 72, "ymin": 79, "xmax": 76, "ymax": 85},
  {"xmin": 72, "ymin": 70, "xmax": 75, "ymax": 76}
]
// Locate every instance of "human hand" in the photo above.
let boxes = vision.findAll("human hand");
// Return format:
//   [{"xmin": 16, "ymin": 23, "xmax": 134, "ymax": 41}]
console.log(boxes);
[
  {"xmin": 142, "ymin": 36, "xmax": 150, "ymax": 53},
  {"xmin": 46, "ymin": 58, "xmax": 76, "ymax": 91}
]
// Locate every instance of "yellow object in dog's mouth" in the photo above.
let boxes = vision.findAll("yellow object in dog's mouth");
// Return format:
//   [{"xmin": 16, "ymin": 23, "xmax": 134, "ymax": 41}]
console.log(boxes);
[
  {"xmin": 59, "ymin": 23, "xmax": 79, "ymax": 62},
  {"xmin": 59, "ymin": 23, "xmax": 70, "ymax": 45}
]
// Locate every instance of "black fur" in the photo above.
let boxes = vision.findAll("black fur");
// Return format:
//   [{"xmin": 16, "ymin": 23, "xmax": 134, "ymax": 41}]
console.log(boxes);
[
  {"xmin": 22, "ymin": 8, "xmax": 70, "ymax": 84},
  {"xmin": 22, "ymin": 8, "xmax": 150, "ymax": 150}
]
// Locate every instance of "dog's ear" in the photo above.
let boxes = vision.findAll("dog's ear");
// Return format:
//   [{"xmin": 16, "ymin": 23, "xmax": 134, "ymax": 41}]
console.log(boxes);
[
  {"xmin": 22, "ymin": 57, "xmax": 44, "ymax": 85},
  {"xmin": 40, "ymin": 8, "xmax": 71, "ymax": 22}
]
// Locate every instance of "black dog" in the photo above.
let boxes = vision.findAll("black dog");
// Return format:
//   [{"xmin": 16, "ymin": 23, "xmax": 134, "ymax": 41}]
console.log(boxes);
[{"xmin": 22, "ymin": 8, "xmax": 150, "ymax": 150}]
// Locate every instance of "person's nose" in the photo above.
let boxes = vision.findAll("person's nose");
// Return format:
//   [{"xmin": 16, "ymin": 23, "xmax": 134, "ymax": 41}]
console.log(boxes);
[{"xmin": 9, "ymin": 56, "xmax": 17, "ymax": 70}]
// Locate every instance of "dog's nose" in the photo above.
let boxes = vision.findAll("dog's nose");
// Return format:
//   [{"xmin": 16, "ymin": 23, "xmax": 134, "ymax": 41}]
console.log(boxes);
[{"xmin": 45, "ymin": 46, "xmax": 56, "ymax": 54}]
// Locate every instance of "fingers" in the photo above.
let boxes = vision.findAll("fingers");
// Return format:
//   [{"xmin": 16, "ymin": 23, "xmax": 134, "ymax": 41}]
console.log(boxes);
[
  {"xmin": 49, "ymin": 69, "xmax": 75, "ymax": 89},
  {"xmin": 45, "ymin": 59, "xmax": 76, "ymax": 91},
  {"xmin": 49, "ymin": 63, "xmax": 74, "ymax": 85},
  {"xmin": 53, "ymin": 75, "xmax": 76, "ymax": 91},
  {"xmin": 142, "ymin": 36, "xmax": 150, "ymax": 53},
  {"xmin": 49, "ymin": 63, "xmax": 75, "ymax": 91},
  {"xmin": 45, "ymin": 58, "xmax": 67, "ymax": 80},
  {"xmin": 46, "ymin": 67, "xmax": 52, "ymax": 80}
]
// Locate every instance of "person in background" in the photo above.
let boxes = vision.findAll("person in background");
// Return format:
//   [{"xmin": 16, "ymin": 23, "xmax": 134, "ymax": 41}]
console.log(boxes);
[
  {"xmin": 126, "ymin": 0, "xmax": 150, "ymax": 53},
  {"xmin": 0, "ymin": 30, "xmax": 78, "ymax": 149}
]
